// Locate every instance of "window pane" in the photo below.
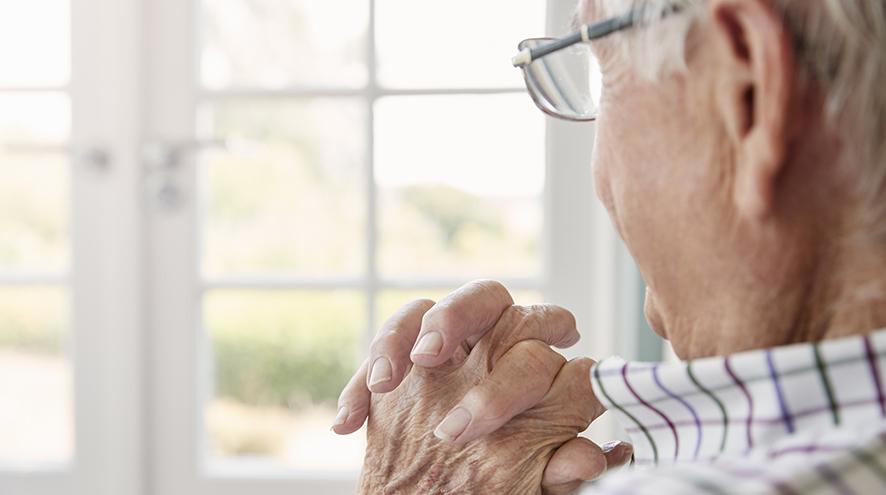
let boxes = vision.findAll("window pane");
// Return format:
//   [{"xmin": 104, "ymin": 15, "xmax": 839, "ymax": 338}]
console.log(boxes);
[
  {"xmin": 200, "ymin": 0, "xmax": 368, "ymax": 89},
  {"xmin": 0, "ymin": 0, "xmax": 69, "ymax": 86},
  {"xmin": 204, "ymin": 290, "xmax": 365, "ymax": 471},
  {"xmin": 376, "ymin": 0, "xmax": 544, "ymax": 88},
  {"xmin": 375, "ymin": 94, "xmax": 544, "ymax": 279},
  {"xmin": 0, "ymin": 93, "xmax": 70, "ymax": 143},
  {"xmin": 0, "ymin": 152, "xmax": 69, "ymax": 272},
  {"xmin": 200, "ymin": 99, "xmax": 365, "ymax": 278},
  {"xmin": 0, "ymin": 286, "xmax": 72, "ymax": 466},
  {"xmin": 377, "ymin": 289, "xmax": 544, "ymax": 331}
]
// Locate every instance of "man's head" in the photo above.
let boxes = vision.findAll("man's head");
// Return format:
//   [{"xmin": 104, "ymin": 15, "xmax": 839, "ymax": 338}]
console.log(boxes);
[{"xmin": 583, "ymin": 0, "xmax": 886, "ymax": 358}]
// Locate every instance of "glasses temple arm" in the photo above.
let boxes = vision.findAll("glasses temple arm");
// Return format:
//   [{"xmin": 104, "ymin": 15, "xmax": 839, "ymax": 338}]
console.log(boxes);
[{"xmin": 511, "ymin": 10, "xmax": 637, "ymax": 67}]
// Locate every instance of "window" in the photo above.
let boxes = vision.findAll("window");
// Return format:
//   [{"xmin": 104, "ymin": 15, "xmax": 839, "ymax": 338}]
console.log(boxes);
[
  {"xmin": 195, "ymin": 0, "xmax": 547, "ymax": 474},
  {"xmin": 0, "ymin": 0, "xmax": 73, "ymax": 469},
  {"xmin": 1, "ymin": 0, "xmax": 644, "ymax": 493}
]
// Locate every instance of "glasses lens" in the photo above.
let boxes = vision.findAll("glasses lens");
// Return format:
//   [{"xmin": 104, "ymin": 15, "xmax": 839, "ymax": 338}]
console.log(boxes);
[{"xmin": 519, "ymin": 39, "xmax": 601, "ymax": 121}]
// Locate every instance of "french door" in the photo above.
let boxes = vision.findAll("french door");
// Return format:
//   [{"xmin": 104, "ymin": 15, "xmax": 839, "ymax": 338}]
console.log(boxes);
[
  {"xmin": 0, "ymin": 0, "xmax": 144, "ymax": 493},
  {"xmin": 0, "ymin": 0, "xmax": 643, "ymax": 494}
]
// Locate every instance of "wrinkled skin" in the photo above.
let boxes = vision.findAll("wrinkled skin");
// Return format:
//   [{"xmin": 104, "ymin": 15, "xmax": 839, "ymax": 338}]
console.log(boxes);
[{"xmin": 359, "ymin": 306, "xmax": 603, "ymax": 494}]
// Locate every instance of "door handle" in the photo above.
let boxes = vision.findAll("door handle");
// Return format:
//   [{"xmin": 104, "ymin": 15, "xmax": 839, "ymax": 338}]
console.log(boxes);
[
  {"xmin": 1, "ymin": 142, "xmax": 112, "ymax": 173},
  {"xmin": 141, "ymin": 138, "xmax": 238, "ymax": 212}
]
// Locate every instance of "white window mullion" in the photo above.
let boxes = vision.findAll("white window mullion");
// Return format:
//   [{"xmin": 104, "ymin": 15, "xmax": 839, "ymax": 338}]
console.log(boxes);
[
  {"xmin": 144, "ymin": 0, "xmax": 201, "ymax": 491},
  {"xmin": 365, "ymin": 0, "xmax": 379, "ymax": 348}
]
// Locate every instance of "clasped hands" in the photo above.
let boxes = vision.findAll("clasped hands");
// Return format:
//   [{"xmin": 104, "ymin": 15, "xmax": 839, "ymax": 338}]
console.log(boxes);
[{"xmin": 332, "ymin": 280, "xmax": 633, "ymax": 494}]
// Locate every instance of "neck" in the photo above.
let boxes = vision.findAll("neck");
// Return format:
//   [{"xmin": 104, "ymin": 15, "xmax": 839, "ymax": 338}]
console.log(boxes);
[{"xmin": 799, "ymin": 237, "xmax": 886, "ymax": 343}]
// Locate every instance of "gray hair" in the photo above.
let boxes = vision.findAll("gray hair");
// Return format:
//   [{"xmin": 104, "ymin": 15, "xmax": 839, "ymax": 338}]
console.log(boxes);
[{"xmin": 598, "ymin": 0, "xmax": 886, "ymax": 238}]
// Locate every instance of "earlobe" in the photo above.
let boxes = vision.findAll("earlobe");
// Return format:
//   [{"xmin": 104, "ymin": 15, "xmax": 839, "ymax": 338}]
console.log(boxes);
[
  {"xmin": 735, "ymin": 132, "xmax": 779, "ymax": 219},
  {"xmin": 710, "ymin": 0, "xmax": 795, "ymax": 220}
]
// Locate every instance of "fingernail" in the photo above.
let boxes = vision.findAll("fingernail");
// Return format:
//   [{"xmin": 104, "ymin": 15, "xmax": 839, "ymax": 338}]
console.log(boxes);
[
  {"xmin": 412, "ymin": 332, "xmax": 443, "ymax": 358},
  {"xmin": 602, "ymin": 441, "xmax": 633, "ymax": 464},
  {"xmin": 368, "ymin": 358, "xmax": 392, "ymax": 388},
  {"xmin": 601, "ymin": 440, "xmax": 624, "ymax": 453},
  {"xmin": 434, "ymin": 407, "xmax": 472, "ymax": 442},
  {"xmin": 331, "ymin": 406, "xmax": 349, "ymax": 430}
]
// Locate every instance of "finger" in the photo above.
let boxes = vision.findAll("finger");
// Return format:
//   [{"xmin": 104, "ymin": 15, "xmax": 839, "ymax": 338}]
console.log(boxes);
[
  {"xmin": 410, "ymin": 280, "xmax": 514, "ymax": 367},
  {"xmin": 542, "ymin": 439, "xmax": 634, "ymax": 495},
  {"xmin": 542, "ymin": 437, "xmax": 607, "ymax": 494},
  {"xmin": 600, "ymin": 440, "xmax": 634, "ymax": 470},
  {"xmin": 331, "ymin": 358, "xmax": 370, "ymax": 435},
  {"xmin": 542, "ymin": 357, "xmax": 607, "ymax": 426},
  {"xmin": 433, "ymin": 340, "xmax": 566, "ymax": 445},
  {"xmin": 366, "ymin": 298, "xmax": 436, "ymax": 393},
  {"xmin": 481, "ymin": 304, "xmax": 580, "ymax": 365}
]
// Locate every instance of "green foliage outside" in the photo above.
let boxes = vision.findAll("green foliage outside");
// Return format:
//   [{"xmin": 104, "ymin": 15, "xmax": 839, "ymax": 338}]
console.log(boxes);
[
  {"xmin": 207, "ymin": 291, "xmax": 362, "ymax": 410},
  {"xmin": 401, "ymin": 185, "xmax": 502, "ymax": 246}
]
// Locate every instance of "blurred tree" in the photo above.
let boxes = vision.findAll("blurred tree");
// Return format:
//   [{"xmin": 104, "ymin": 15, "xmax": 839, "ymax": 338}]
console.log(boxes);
[{"xmin": 401, "ymin": 184, "xmax": 501, "ymax": 247}]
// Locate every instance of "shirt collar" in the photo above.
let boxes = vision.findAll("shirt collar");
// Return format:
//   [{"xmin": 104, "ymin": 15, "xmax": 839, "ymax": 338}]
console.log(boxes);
[{"xmin": 591, "ymin": 329, "xmax": 886, "ymax": 465}]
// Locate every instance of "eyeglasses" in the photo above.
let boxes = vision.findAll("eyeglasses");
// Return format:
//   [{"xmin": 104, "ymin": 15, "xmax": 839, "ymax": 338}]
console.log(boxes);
[{"xmin": 511, "ymin": 7, "xmax": 679, "ymax": 121}]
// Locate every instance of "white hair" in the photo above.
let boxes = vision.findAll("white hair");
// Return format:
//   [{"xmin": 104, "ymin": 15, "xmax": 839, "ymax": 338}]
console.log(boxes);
[{"xmin": 596, "ymin": 0, "xmax": 886, "ymax": 239}]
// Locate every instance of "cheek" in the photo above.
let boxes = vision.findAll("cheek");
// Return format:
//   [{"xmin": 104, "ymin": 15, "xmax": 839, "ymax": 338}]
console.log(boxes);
[
  {"xmin": 593, "ymin": 115, "xmax": 661, "ymax": 243},
  {"xmin": 591, "ymin": 143, "xmax": 614, "ymax": 216}
]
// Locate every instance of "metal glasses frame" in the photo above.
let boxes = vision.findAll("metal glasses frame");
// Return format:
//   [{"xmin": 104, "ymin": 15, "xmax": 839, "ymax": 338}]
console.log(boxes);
[{"xmin": 512, "ymin": 6, "xmax": 683, "ymax": 121}]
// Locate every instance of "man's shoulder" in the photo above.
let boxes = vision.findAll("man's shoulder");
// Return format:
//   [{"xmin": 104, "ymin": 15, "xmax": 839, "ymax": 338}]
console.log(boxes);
[{"xmin": 582, "ymin": 424, "xmax": 886, "ymax": 495}]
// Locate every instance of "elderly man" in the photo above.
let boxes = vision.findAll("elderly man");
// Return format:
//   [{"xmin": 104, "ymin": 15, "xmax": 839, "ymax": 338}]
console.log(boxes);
[{"xmin": 334, "ymin": 0, "xmax": 886, "ymax": 492}]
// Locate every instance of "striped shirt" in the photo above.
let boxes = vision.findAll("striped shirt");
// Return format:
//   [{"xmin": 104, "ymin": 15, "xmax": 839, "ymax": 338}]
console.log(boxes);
[{"xmin": 582, "ymin": 329, "xmax": 886, "ymax": 494}]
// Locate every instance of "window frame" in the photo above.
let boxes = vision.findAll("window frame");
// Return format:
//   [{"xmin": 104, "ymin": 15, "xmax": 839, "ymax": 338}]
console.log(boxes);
[
  {"xmin": 146, "ymin": 0, "xmax": 625, "ymax": 493},
  {"xmin": 0, "ymin": 0, "xmax": 650, "ymax": 494},
  {"xmin": 0, "ymin": 0, "xmax": 146, "ymax": 494}
]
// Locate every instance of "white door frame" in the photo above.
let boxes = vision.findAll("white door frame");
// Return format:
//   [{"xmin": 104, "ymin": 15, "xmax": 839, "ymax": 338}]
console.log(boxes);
[
  {"xmin": 0, "ymin": 0, "xmax": 644, "ymax": 493},
  {"xmin": 1, "ymin": 0, "xmax": 145, "ymax": 493}
]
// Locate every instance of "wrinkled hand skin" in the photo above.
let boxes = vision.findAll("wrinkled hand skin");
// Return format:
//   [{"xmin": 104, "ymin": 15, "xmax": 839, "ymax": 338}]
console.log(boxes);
[{"xmin": 359, "ymin": 330, "xmax": 598, "ymax": 494}]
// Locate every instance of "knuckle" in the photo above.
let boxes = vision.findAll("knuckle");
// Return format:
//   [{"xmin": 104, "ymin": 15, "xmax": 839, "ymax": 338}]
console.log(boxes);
[
  {"xmin": 519, "ymin": 308, "xmax": 545, "ymax": 336},
  {"xmin": 512, "ymin": 339, "xmax": 566, "ymax": 374},
  {"xmin": 474, "ymin": 279, "xmax": 511, "ymax": 298},
  {"xmin": 530, "ymin": 304, "xmax": 577, "ymax": 329},
  {"xmin": 471, "ymin": 278, "xmax": 502, "ymax": 292},
  {"xmin": 423, "ymin": 301, "xmax": 468, "ymax": 334},
  {"xmin": 566, "ymin": 356, "xmax": 597, "ymax": 374}
]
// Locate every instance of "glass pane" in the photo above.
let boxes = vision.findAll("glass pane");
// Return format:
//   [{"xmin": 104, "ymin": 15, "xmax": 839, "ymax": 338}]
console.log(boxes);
[
  {"xmin": 0, "ymin": 0, "xmax": 70, "ymax": 86},
  {"xmin": 205, "ymin": 290, "xmax": 365, "ymax": 471},
  {"xmin": 0, "ymin": 152, "xmax": 69, "ymax": 272},
  {"xmin": 200, "ymin": 99, "xmax": 365, "ymax": 278},
  {"xmin": 377, "ymin": 289, "xmax": 544, "ymax": 331},
  {"xmin": 375, "ymin": 94, "xmax": 544, "ymax": 279},
  {"xmin": 376, "ymin": 0, "xmax": 544, "ymax": 88},
  {"xmin": 0, "ymin": 93, "xmax": 70, "ymax": 143},
  {"xmin": 0, "ymin": 286, "xmax": 72, "ymax": 466},
  {"xmin": 200, "ymin": 0, "xmax": 368, "ymax": 89}
]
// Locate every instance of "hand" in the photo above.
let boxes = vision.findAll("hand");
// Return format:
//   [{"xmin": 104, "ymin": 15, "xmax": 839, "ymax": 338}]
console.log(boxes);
[{"xmin": 333, "ymin": 280, "xmax": 633, "ymax": 493}]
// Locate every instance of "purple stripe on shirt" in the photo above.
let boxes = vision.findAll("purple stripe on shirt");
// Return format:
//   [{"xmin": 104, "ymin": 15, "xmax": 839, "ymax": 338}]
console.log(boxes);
[
  {"xmin": 622, "ymin": 362, "xmax": 681, "ymax": 460},
  {"xmin": 592, "ymin": 347, "xmax": 886, "ymax": 409},
  {"xmin": 863, "ymin": 335, "xmax": 886, "ymax": 417},
  {"xmin": 623, "ymin": 396, "xmax": 886, "ymax": 434},
  {"xmin": 766, "ymin": 349, "xmax": 796, "ymax": 433},
  {"xmin": 724, "ymin": 356, "xmax": 755, "ymax": 450},
  {"xmin": 652, "ymin": 363, "xmax": 703, "ymax": 460},
  {"xmin": 767, "ymin": 442, "xmax": 853, "ymax": 459}
]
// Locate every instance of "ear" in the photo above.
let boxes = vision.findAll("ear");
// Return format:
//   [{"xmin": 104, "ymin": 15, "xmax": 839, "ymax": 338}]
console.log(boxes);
[{"xmin": 709, "ymin": 0, "xmax": 795, "ymax": 219}]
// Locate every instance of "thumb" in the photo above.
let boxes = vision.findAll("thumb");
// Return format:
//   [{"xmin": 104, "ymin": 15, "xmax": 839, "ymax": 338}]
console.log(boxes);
[{"xmin": 542, "ymin": 438, "xmax": 633, "ymax": 495}]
